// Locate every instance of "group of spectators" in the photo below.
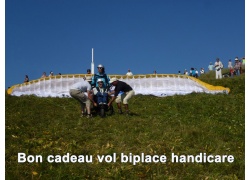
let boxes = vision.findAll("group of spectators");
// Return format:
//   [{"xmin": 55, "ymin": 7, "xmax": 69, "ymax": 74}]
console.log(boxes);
[
  {"xmin": 41, "ymin": 71, "xmax": 62, "ymax": 78},
  {"xmin": 208, "ymin": 56, "xmax": 245, "ymax": 79},
  {"xmin": 180, "ymin": 56, "xmax": 245, "ymax": 79},
  {"xmin": 69, "ymin": 64, "xmax": 135, "ymax": 118},
  {"xmin": 182, "ymin": 68, "xmax": 205, "ymax": 78},
  {"xmin": 24, "ymin": 71, "xmax": 62, "ymax": 83}
]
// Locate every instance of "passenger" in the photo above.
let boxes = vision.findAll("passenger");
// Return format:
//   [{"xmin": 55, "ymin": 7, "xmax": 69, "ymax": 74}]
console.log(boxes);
[
  {"xmin": 69, "ymin": 76, "xmax": 96, "ymax": 118},
  {"xmin": 91, "ymin": 64, "xmax": 110, "ymax": 88},
  {"xmin": 92, "ymin": 79, "xmax": 109, "ymax": 105}
]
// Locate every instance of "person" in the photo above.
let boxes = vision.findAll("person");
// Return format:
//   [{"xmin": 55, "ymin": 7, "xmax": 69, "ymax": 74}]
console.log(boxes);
[
  {"xmin": 189, "ymin": 68, "xmax": 193, "ymax": 76},
  {"xmin": 241, "ymin": 57, "xmax": 245, "ymax": 73},
  {"xmin": 41, "ymin": 72, "xmax": 47, "ymax": 78},
  {"xmin": 208, "ymin": 62, "xmax": 213, "ymax": 71},
  {"xmin": 69, "ymin": 76, "xmax": 97, "ymax": 118},
  {"xmin": 87, "ymin": 69, "xmax": 91, "ymax": 74},
  {"xmin": 234, "ymin": 58, "xmax": 241, "ymax": 76},
  {"xmin": 24, "ymin": 75, "xmax": 29, "ymax": 83},
  {"xmin": 153, "ymin": 70, "xmax": 157, "ymax": 74},
  {"xmin": 195, "ymin": 68, "xmax": 199, "ymax": 78},
  {"xmin": 92, "ymin": 79, "xmax": 109, "ymax": 104},
  {"xmin": 200, "ymin": 68, "xmax": 205, "ymax": 75},
  {"xmin": 214, "ymin": 58, "xmax": 223, "ymax": 79},
  {"xmin": 126, "ymin": 69, "xmax": 133, "ymax": 76},
  {"xmin": 190, "ymin": 68, "xmax": 196, "ymax": 77},
  {"xmin": 242, "ymin": 57, "xmax": 245, "ymax": 65},
  {"xmin": 49, "ymin": 71, "xmax": 54, "ymax": 77},
  {"xmin": 91, "ymin": 64, "xmax": 110, "ymax": 88},
  {"xmin": 228, "ymin": 59, "xmax": 233, "ymax": 69},
  {"xmin": 230, "ymin": 67, "xmax": 234, "ymax": 77},
  {"xmin": 108, "ymin": 78, "xmax": 135, "ymax": 115},
  {"xmin": 178, "ymin": 71, "xmax": 181, "ymax": 75}
]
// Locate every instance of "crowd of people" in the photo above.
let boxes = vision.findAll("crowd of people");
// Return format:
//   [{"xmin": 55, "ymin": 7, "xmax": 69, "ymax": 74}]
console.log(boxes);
[
  {"xmin": 209, "ymin": 56, "xmax": 245, "ymax": 79},
  {"xmin": 179, "ymin": 56, "xmax": 245, "ymax": 79},
  {"xmin": 69, "ymin": 64, "xmax": 135, "ymax": 118}
]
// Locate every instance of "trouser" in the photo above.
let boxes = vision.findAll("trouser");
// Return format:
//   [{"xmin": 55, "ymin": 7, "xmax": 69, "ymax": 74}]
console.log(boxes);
[
  {"xmin": 115, "ymin": 90, "xmax": 135, "ymax": 104},
  {"xmin": 69, "ymin": 89, "xmax": 91, "ymax": 109},
  {"xmin": 215, "ymin": 69, "xmax": 222, "ymax": 79},
  {"xmin": 235, "ymin": 69, "xmax": 240, "ymax": 76}
]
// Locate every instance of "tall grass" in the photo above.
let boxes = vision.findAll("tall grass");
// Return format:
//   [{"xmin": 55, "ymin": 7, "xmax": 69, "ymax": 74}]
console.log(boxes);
[{"xmin": 6, "ymin": 72, "xmax": 244, "ymax": 179}]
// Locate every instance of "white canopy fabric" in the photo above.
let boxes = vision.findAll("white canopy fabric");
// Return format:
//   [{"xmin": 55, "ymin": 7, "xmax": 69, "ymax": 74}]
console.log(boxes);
[{"xmin": 8, "ymin": 74, "xmax": 230, "ymax": 97}]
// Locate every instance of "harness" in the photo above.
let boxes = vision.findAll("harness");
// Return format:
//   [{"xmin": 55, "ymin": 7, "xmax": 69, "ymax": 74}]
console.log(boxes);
[{"xmin": 96, "ymin": 87, "xmax": 107, "ymax": 93}]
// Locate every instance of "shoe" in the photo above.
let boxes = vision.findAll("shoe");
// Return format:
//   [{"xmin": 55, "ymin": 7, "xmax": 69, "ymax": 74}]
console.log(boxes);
[
  {"xmin": 99, "ymin": 102, "xmax": 103, "ymax": 105},
  {"xmin": 126, "ymin": 110, "xmax": 131, "ymax": 115},
  {"xmin": 118, "ymin": 109, "xmax": 123, "ymax": 114},
  {"xmin": 86, "ymin": 114, "xmax": 92, "ymax": 118}
]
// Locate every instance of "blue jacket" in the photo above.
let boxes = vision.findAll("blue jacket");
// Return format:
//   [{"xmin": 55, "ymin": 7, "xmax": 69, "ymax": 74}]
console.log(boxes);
[{"xmin": 91, "ymin": 73, "xmax": 110, "ymax": 88}]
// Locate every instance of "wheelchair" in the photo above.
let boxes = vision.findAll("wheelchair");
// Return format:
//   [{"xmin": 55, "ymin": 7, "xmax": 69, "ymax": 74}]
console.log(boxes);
[{"xmin": 92, "ymin": 93, "xmax": 114, "ymax": 118}]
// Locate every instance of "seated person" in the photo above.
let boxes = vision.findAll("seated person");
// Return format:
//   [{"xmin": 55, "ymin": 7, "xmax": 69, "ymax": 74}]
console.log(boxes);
[{"xmin": 92, "ymin": 79, "xmax": 109, "ymax": 105}]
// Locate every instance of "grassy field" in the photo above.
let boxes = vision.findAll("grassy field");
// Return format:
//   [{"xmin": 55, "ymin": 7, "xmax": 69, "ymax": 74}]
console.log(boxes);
[{"xmin": 6, "ymin": 71, "xmax": 245, "ymax": 179}]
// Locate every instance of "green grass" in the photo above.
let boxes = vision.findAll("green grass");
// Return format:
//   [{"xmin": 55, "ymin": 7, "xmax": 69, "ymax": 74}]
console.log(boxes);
[{"xmin": 6, "ymin": 72, "xmax": 244, "ymax": 179}]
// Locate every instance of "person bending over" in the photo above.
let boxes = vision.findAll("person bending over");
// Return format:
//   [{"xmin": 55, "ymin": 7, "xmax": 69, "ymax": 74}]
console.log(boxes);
[{"xmin": 108, "ymin": 78, "xmax": 135, "ymax": 115}]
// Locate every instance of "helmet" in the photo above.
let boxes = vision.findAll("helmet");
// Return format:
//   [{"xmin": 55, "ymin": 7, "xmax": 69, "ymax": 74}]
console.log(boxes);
[
  {"xmin": 97, "ymin": 79, "xmax": 103, "ymax": 83},
  {"xmin": 97, "ymin": 64, "xmax": 104, "ymax": 68}
]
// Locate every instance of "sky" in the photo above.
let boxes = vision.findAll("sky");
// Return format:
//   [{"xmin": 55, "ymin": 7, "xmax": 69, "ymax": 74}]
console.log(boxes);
[{"xmin": 5, "ymin": 0, "xmax": 245, "ymax": 88}]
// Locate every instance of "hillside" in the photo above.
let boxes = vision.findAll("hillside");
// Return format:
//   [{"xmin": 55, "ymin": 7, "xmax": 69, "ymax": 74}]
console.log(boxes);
[{"xmin": 6, "ymin": 72, "xmax": 245, "ymax": 179}]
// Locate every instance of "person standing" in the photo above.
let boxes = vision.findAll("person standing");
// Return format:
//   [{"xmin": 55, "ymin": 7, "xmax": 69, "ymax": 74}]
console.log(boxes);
[
  {"xmin": 228, "ymin": 59, "xmax": 233, "ymax": 69},
  {"xmin": 87, "ymin": 69, "xmax": 91, "ymax": 74},
  {"xmin": 108, "ymin": 78, "xmax": 135, "ymax": 115},
  {"xmin": 24, "ymin": 75, "xmax": 29, "ymax": 83},
  {"xmin": 91, "ymin": 64, "xmax": 110, "ymax": 88},
  {"xmin": 126, "ymin": 69, "xmax": 133, "ymax": 76},
  {"xmin": 69, "ymin": 76, "xmax": 96, "ymax": 118},
  {"xmin": 208, "ymin": 62, "xmax": 214, "ymax": 71},
  {"xmin": 200, "ymin": 68, "xmax": 205, "ymax": 75},
  {"xmin": 214, "ymin": 58, "xmax": 223, "ymax": 79},
  {"xmin": 49, "ymin": 71, "xmax": 54, "ymax": 77},
  {"xmin": 41, "ymin": 72, "xmax": 47, "ymax": 78},
  {"xmin": 234, "ymin": 58, "xmax": 241, "ymax": 76}
]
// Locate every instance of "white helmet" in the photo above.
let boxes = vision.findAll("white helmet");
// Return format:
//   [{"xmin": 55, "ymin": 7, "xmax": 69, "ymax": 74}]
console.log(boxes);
[
  {"xmin": 97, "ymin": 64, "xmax": 104, "ymax": 68},
  {"xmin": 97, "ymin": 79, "xmax": 103, "ymax": 83}
]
